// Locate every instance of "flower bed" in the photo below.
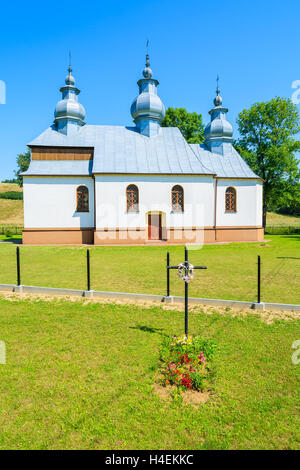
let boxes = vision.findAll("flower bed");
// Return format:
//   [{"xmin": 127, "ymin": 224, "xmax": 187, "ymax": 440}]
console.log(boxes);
[{"xmin": 159, "ymin": 335, "xmax": 216, "ymax": 392}]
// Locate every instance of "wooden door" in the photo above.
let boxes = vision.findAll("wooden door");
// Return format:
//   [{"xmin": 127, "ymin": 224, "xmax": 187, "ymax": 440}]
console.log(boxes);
[{"xmin": 148, "ymin": 214, "xmax": 162, "ymax": 240}]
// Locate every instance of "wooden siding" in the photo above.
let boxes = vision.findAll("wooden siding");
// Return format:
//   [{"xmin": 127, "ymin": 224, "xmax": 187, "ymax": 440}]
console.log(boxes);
[{"xmin": 31, "ymin": 147, "xmax": 94, "ymax": 161}]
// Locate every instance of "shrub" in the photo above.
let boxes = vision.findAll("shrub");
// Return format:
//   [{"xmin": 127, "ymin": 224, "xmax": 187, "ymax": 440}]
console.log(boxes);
[
  {"xmin": 4, "ymin": 229, "xmax": 13, "ymax": 238},
  {"xmin": 0, "ymin": 226, "xmax": 23, "ymax": 235},
  {"xmin": 159, "ymin": 335, "xmax": 216, "ymax": 392},
  {"xmin": 0, "ymin": 191, "xmax": 23, "ymax": 200}
]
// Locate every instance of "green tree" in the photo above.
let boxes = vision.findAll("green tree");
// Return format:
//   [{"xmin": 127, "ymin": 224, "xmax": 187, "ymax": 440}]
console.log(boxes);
[
  {"xmin": 236, "ymin": 97, "xmax": 300, "ymax": 228},
  {"xmin": 1, "ymin": 178, "xmax": 18, "ymax": 183},
  {"xmin": 276, "ymin": 181, "xmax": 300, "ymax": 216},
  {"xmin": 15, "ymin": 149, "xmax": 31, "ymax": 187},
  {"xmin": 161, "ymin": 107, "xmax": 205, "ymax": 144}
]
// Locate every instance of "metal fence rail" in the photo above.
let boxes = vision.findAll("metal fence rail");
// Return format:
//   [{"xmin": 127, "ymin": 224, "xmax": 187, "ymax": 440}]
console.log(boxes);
[
  {"xmin": 265, "ymin": 225, "xmax": 300, "ymax": 235},
  {"xmin": 1, "ymin": 246, "xmax": 299, "ymax": 309}
]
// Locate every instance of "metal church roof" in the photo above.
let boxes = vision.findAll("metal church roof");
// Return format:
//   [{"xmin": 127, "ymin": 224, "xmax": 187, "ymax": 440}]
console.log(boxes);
[
  {"xmin": 190, "ymin": 144, "xmax": 260, "ymax": 179},
  {"xmin": 22, "ymin": 160, "xmax": 93, "ymax": 176},
  {"xmin": 23, "ymin": 125, "xmax": 259, "ymax": 179},
  {"xmin": 24, "ymin": 125, "xmax": 213, "ymax": 176}
]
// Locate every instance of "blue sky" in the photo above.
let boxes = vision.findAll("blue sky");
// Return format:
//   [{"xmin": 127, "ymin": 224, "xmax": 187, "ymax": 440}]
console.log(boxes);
[{"xmin": 0, "ymin": 0, "xmax": 300, "ymax": 181}]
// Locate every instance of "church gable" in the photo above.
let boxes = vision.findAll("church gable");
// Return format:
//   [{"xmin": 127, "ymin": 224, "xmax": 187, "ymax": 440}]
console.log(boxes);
[{"xmin": 30, "ymin": 146, "xmax": 94, "ymax": 161}]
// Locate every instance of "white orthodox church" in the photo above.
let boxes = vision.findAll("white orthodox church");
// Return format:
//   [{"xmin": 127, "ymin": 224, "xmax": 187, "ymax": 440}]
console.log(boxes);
[{"xmin": 22, "ymin": 55, "xmax": 263, "ymax": 245}]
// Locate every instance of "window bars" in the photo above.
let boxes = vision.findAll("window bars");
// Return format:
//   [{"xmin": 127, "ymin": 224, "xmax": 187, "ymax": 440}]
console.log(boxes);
[
  {"xmin": 126, "ymin": 185, "xmax": 139, "ymax": 212},
  {"xmin": 77, "ymin": 186, "xmax": 89, "ymax": 212},
  {"xmin": 172, "ymin": 185, "xmax": 184, "ymax": 212},
  {"xmin": 225, "ymin": 187, "xmax": 236, "ymax": 212}
]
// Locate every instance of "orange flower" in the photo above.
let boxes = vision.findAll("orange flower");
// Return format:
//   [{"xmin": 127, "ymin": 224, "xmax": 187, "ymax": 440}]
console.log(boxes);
[{"xmin": 166, "ymin": 380, "xmax": 169, "ymax": 384}]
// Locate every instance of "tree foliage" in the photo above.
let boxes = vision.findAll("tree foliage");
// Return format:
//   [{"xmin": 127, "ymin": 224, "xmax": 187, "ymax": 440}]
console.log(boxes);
[
  {"xmin": 1, "ymin": 178, "xmax": 18, "ymax": 184},
  {"xmin": 15, "ymin": 150, "xmax": 31, "ymax": 187},
  {"xmin": 235, "ymin": 97, "xmax": 300, "ymax": 227},
  {"xmin": 161, "ymin": 107, "xmax": 205, "ymax": 144},
  {"xmin": 276, "ymin": 182, "xmax": 300, "ymax": 216}
]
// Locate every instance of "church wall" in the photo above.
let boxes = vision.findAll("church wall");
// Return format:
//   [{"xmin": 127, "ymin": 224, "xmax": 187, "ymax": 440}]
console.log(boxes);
[
  {"xmin": 22, "ymin": 175, "xmax": 264, "ymax": 245},
  {"xmin": 23, "ymin": 176, "xmax": 94, "ymax": 230},
  {"xmin": 216, "ymin": 179, "xmax": 263, "ymax": 228},
  {"xmin": 256, "ymin": 182, "xmax": 263, "ymax": 226},
  {"xmin": 94, "ymin": 174, "xmax": 215, "ymax": 244}
]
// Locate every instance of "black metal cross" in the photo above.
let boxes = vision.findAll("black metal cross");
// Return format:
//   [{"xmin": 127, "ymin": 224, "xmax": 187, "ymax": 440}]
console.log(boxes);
[{"xmin": 166, "ymin": 247, "xmax": 207, "ymax": 337}]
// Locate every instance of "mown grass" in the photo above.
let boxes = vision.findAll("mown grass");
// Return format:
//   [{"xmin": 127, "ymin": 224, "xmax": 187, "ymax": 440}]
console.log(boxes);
[
  {"xmin": 1, "ymin": 235, "xmax": 300, "ymax": 304},
  {"xmin": 0, "ymin": 295, "xmax": 299, "ymax": 450},
  {"xmin": 0, "ymin": 183, "xmax": 23, "ymax": 226},
  {"xmin": 0, "ymin": 199, "xmax": 23, "ymax": 225},
  {"xmin": 267, "ymin": 211, "xmax": 300, "ymax": 226},
  {"xmin": 0, "ymin": 183, "xmax": 22, "ymax": 194}
]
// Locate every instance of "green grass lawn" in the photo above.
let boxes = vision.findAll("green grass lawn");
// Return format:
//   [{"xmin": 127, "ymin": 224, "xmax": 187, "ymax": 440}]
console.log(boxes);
[
  {"xmin": 1, "ymin": 235, "xmax": 300, "ymax": 304},
  {"xmin": 0, "ymin": 295, "xmax": 299, "ymax": 450}
]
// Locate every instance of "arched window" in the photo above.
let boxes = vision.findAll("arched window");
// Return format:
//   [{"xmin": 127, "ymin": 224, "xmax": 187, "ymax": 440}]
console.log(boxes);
[
  {"xmin": 76, "ymin": 186, "xmax": 89, "ymax": 212},
  {"xmin": 126, "ymin": 185, "xmax": 139, "ymax": 212},
  {"xmin": 225, "ymin": 187, "xmax": 236, "ymax": 213},
  {"xmin": 172, "ymin": 185, "xmax": 184, "ymax": 212}
]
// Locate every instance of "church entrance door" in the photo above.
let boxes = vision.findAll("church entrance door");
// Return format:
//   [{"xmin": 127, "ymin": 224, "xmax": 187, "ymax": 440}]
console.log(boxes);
[{"xmin": 148, "ymin": 213, "xmax": 162, "ymax": 240}]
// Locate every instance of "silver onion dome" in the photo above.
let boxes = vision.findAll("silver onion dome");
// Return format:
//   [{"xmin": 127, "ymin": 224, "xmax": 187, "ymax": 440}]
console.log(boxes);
[
  {"xmin": 55, "ymin": 97, "xmax": 86, "ymax": 123},
  {"xmin": 204, "ymin": 85, "xmax": 233, "ymax": 143},
  {"xmin": 130, "ymin": 54, "xmax": 165, "ymax": 136},
  {"xmin": 131, "ymin": 92, "xmax": 165, "ymax": 122},
  {"xmin": 54, "ymin": 65, "xmax": 86, "ymax": 133},
  {"xmin": 204, "ymin": 116, "xmax": 233, "ymax": 140}
]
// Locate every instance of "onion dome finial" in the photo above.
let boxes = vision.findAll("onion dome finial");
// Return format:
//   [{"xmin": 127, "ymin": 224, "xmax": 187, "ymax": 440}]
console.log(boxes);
[
  {"xmin": 65, "ymin": 52, "xmax": 75, "ymax": 86},
  {"xmin": 143, "ymin": 53, "xmax": 153, "ymax": 78},
  {"xmin": 214, "ymin": 75, "xmax": 223, "ymax": 106}
]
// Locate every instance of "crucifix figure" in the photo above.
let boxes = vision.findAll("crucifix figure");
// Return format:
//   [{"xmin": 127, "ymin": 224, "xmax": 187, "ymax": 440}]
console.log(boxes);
[{"xmin": 167, "ymin": 247, "xmax": 207, "ymax": 337}]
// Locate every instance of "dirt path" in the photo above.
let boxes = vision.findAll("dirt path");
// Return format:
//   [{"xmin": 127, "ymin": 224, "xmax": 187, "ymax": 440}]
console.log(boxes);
[{"xmin": 0, "ymin": 290, "xmax": 299, "ymax": 324}]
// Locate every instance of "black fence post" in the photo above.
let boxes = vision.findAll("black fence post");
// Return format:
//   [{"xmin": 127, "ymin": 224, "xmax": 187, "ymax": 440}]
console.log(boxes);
[
  {"xmin": 257, "ymin": 255, "xmax": 261, "ymax": 304},
  {"xmin": 87, "ymin": 249, "xmax": 91, "ymax": 291},
  {"xmin": 185, "ymin": 246, "xmax": 189, "ymax": 337},
  {"xmin": 167, "ymin": 252, "xmax": 170, "ymax": 297},
  {"xmin": 16, "ymin": 246, "xmax": 21, "ymax": 286}
]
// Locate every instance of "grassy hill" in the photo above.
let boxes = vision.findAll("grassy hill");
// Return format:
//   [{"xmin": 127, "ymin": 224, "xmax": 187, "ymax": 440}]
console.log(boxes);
[
  {"xmin": 266, "ymin": 211, "xmax": 300, "ymax": 226},
  {"xmin": 0, "ymin": 183, "xmax": 23, "ymax": 226}
]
